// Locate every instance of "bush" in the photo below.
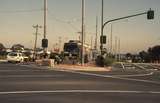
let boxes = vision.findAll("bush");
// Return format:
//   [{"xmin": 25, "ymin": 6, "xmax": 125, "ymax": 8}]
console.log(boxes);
[
  {"xmin": 104, "ymin": 56, "xmax": 115, "ymax": 66},
  {"xmin": 95, "ymin": 55, "xmax": 105, "ymax": 67},
  {"xmin": 84, "ymin": 54, "xmax": 89, "ymax": 63},
  {"xmin": 96, "ymin": 55, "xmax": 115, "ymax": 67},
  {"xmin": 0, "ymin": 55, "xmax": 6, "ymax": 59}
]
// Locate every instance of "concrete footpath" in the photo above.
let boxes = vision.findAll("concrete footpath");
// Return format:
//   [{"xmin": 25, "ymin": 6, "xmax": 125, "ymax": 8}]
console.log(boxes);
[
  {"xmin": 54, "ymin": 64, "xmax": 111, "ymax": 72},
  {"xmin": 0, "ymin": 59, "xmax": 7, "ymax": 63}
]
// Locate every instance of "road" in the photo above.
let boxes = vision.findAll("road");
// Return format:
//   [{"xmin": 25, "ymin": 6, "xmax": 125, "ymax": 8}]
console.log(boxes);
[{"xmin": 0, "ymin": 62, "xmax": 160, "ymax": 103}]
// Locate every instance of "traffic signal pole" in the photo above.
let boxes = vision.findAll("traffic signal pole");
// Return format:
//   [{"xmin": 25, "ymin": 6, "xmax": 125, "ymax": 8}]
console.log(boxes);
[
  {"xmin": 101, "ymin": 9, "xmax": 154, "ymax": 54},
  {"xmin": 44, "ymin": 0, "xmax": 47, "ymax": 39},
  {"xmin": 100, "ymin": 0, "xmax": 104, "ymax": 55},
  {"xmin": 102, "ymin": 12, "xmax": 147, "ymax": 30},
  {"xmin": 42, "ymin": 0, "xmax": 48, "ymax": 55}
]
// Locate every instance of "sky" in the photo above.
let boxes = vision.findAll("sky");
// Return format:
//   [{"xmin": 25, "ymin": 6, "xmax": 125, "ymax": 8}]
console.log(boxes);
[{"xmin": 0, "ymin": 0, "xmax": 160, "ymax": 53}]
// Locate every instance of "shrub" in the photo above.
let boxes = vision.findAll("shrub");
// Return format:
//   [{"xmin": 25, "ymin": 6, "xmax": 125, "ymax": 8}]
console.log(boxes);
[
  {"xmin": 84, "ymin": 54, "xmax": 89, "ymax": 63},
  {"xmin": 95, "ymin": 55, "xmax": 105, "ymax": 67},
  {"xmin": 104, "ymin": 56, "xmax": 115, "ymax": 66},
  {"xmin": 96, "ymin": 55, "xmax": 115, "ymax": 67}
]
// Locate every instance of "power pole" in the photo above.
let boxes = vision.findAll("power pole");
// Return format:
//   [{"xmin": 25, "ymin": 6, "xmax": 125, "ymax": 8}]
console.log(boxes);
[
  {"xmin": 110, "ymin": 24, "xmax": 113, "ymax": 54},
  {"xmin": 118, "ymin": 38, "xmax": 121, "ymax": 61},
  {"xmin": 33, "ymin": 24, "xmax": 42, "ymax": 60},
  {"xmin": 100, "ymin": 0, "xmax": 104, "ymax": 54},
  {"xmin": 94, "ymin": 16, "xmax": 98, "ymax": 50},
  {"xmin": 115, "ymin": 36, "xmax": 117, "ymax": 61},
  {"xmin": 81, "ymin": 0, "xmax": 85, "ymax": 66},
  {"xmin": 59, "ymin": 36, "xmax": 62, "ymax": 53},
  {"xmin": 91, "ymin": 36, "xmax": 93, "ymax": 50},
  {"xmin": 42, "ymin": 0, "xmax": 48, "ymax": 55}
]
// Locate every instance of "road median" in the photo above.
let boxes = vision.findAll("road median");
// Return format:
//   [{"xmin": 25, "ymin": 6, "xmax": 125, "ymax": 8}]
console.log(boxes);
[{"xmin": 54, "ymin": 64, "xmax": 111, "ymax": 72}]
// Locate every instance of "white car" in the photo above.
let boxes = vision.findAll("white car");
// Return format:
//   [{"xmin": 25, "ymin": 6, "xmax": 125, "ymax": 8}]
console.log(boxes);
[{"xmin": 7, "ymin": 52, "xmax": 24, "ymax": 63}]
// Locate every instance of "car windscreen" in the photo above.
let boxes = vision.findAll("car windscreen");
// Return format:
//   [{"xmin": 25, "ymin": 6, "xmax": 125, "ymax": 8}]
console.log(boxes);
[{"xmin": 64, "ymin": 43, "xmax": 79, "ymax": 52}]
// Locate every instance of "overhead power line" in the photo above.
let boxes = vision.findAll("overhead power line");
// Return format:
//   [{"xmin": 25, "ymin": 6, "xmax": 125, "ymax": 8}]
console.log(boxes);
[
  {"xmin": 0, "ymin": 9, "xmax": 43, "ymax": 13},
  {"xmin": 48, "ymin": 11, "xmax": 81, "ymax": 31}
]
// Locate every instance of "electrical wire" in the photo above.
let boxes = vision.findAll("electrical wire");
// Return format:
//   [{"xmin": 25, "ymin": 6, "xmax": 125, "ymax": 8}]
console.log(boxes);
[
  {"xmin": 0, "ymin": 9, "xmax": 43, "ymax": 13},
  {"xmin": 48, "ymin": 11, "xmax": 80, "ymax": 31}
]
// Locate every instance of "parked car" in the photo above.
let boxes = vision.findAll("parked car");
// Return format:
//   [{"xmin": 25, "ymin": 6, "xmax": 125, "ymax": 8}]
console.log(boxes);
[
  {"xmin": 49, "ymin": 52, "xmax": 62, "ymax": 64},
  {"xmin": 22, "ymin": 53, "xmax": 29, "ymax": 62},
  {"xmin": 7, "ymin": 52, "xmax": 24, "ymax": 63}
]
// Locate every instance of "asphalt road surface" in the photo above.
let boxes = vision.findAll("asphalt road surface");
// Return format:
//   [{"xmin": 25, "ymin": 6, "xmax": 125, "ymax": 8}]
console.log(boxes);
[{"xmin": 0, "ymin": 63, "xmax": 160, "ymax": 103}]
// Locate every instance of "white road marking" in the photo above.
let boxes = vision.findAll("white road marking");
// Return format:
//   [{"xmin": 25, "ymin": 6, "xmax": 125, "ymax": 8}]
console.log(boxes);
[
  {"xmin": 0, "ymin": 75, "xmax": 64, "ymax": 78},
  {"xmin": 120, "ymin": 62, "xmax": 125, "ymax": 70},
  {"xmin": 133, "ymin": 63, "xmax": 149, "ymax": 70},
  {"xmin": 20, "ymin": 64, "xmax": 160, "ymax": 85},
  {"xmin": 55, "ymin": 69, "xmax": 160, "ymax": 85},
  {"xmin": 114, "ymin": 72, "xmax": 154, "ymax": 77},
  {"xmin": 0, "ymin": 90, "xmax": 160, "ymax": 95},
  {"xmin": 0, "ymin": 70, "xmax": 47, "ymax": 72},
  {"xmin": 148, "ymin": 64, "xmax": 159, "ymax": 71}
]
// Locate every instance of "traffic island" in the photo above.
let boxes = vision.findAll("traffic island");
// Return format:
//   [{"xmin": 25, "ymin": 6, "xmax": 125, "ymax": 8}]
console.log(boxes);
[
  {"xmin": 54, "ymin": 64, "xmax": 112, "ymax": 72},
  {"xmin": 35, "ymin": 59, "xmax": 111, "ymax": 72},
  {"xmin": 35, "ymin": 59, "xmax": 54, "ymax": 68}
]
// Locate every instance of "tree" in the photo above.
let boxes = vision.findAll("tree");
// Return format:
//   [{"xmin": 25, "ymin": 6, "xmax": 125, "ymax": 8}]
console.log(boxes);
[
  {"xmin": 126, "ymin": 53, "xmax": 132, "ymax": 59},
  {"xmin": 0, "ymin": 43, "xmax": 5, "ymax": 51},
  {"xmin": 0, "ymin": 43, "xmax": 6, "ymax": 56},
  {"xmin": 148, "ymin": 45, "xmax": 160, "ymax": 63},
  {"xmin": 11, "ymin": 44, "xmax": 24, "ymax": 52},
  {"xmin": 139, "ymin": 51, "xmax": 150, "ymax": 62}
]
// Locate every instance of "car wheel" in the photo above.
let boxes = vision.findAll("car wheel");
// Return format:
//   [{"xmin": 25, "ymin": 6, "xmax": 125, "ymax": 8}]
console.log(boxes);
[{"xmin": 8, "ymin": 61, "xmax": 11, "ymax": 63}]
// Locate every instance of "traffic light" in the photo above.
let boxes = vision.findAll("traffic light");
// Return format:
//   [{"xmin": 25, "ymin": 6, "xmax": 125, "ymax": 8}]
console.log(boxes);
[
  {"xmin": 42, "ymin": 39, "xmax": 48, "ymax": 48},
  {"xmin": 100, "ymin": 35, "xmax": 106, "ymax": 44},
  {"xmin": 147, "ymin": 9, "xmax": 154, "ymax": 20}
]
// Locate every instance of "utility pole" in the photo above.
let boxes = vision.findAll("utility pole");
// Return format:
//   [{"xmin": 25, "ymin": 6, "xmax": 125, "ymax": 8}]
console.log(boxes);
[
  {"xmin": 118, "ymin": 38, "xmax": 121, "ymax": 61},
  {"xmin": 115, "ymin": 36, "xmax": 117, "ymax": 61},
  {"xmin": 81, "ymin": 0, "xmax": 85, "ymax": 66},
  {"xmin": 110, "ymin": 24, "xmax": 113, "ymax": 54},
  {"xmin": 100, "ymin": 0, "xmax": 104, "ymax": 54},
  {"xmin": 42, "ymin": 0, "xmax": 48, "ymax": 56},
  {"xmin": 58, "ymin": 36, "xmax": 62, "ymax": 53},
  {"xmin": 91, "ymin": 36, "xmax": 93, "ymax": 50},
  {"xmin": 33, "ymin": 24, "xmax": 42, "ymax": 60},
  {"xmin": 94, "ymin": 16, "xmax": 98, "ymax": 50}
]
